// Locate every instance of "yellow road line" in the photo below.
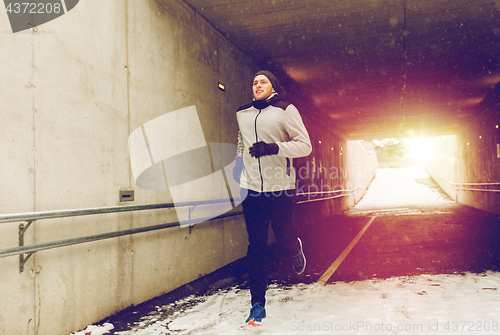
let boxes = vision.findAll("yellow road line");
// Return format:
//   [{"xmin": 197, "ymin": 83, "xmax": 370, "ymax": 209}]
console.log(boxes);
[{"xmin": 317, "ymin": 216, "xmax": 376, "ymax": 285}]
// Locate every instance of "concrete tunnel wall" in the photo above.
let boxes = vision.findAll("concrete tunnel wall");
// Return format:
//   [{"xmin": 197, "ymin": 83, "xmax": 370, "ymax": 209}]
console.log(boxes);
[
  {"xmin": 0, "ymin": 1, "xmax": 378, "ymax": 334},
  {"xmin": 426, "ymin": 85, "xmax": 500, "ymax": 215},
  {"xmin": 0, "ymin": 0, "xmax": 259, "ymax": 334},
  {"xmin": 294, "ymin": 123, "xmax": 378, "ymax": 225}
]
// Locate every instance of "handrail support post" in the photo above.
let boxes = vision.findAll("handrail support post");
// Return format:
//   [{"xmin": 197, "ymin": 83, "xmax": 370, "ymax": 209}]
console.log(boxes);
[
  {"xmin": 188, "ymin": 206, "xmax": 197, "ymax": 234},
  {"xmin": 19, "ymin": 220, "xmax": 35, "ymax": 273}
]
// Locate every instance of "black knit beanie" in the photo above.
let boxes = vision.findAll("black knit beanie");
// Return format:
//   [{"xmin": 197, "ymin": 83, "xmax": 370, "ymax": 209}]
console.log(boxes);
[{"xmin": 253, "ymin": 70, "xmax": 279, "ymax": 92}]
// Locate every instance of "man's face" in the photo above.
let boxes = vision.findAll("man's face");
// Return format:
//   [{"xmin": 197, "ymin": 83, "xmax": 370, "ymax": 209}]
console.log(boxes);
[{"xmin": 253, "ymin": 75, "xmax": 275, "ymax": 101}]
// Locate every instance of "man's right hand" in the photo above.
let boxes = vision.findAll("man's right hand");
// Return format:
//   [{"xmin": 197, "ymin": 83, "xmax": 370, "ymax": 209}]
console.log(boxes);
[{"xmin": 233, "ymin": 156, "xmax": 244, "ymax": 183}]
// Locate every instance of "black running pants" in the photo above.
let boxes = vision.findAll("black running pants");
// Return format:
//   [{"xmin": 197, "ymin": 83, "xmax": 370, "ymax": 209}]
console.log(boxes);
[{"xmin": 242, "ymin": 189, "xmax": 299, "ymax": 307}]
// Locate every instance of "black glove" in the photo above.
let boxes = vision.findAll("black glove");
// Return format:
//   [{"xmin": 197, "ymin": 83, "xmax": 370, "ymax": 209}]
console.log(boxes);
[
  {"xmin": 249, "ymin": 141, "xmax": 279, "ymax": 158},
  {"xmin": 233, "ymin": 156, "xmax": 244, "ymax": 183}
]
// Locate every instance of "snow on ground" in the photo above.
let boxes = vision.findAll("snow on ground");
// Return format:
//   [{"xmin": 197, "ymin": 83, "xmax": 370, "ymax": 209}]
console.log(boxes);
[
  {"xmin": 113, "ymin": 273, "xmax": 500, "ymax": 335},
  {"xmin": 72, "ymin": 164, "xmax": 499, "ymax": 334},
  {"xmin": 351, "ymin": 164, "xmax": 455, "ymax": 212}
]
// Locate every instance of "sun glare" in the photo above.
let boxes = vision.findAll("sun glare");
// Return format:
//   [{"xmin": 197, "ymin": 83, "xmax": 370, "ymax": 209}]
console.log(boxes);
[{"xmin": 406, "ymin": 137, "xmax": 433, "ymax": 162}]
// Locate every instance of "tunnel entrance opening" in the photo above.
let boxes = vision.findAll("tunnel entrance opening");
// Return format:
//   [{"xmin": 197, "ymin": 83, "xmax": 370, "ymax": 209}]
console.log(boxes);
[
  {"xmin": 298, "ymin": 133, "xmax": 500, "ymax": 284},
  {"xmin": 371, "ymin": 136, "xmax": 445, "ymax": 169},
  {"xmin": 350, "ymin": 136, "xmax": 453, "ymax": 215},
  {"xmin": 348, "ymin": 163, "xmax": 455, "ymax": 215}
]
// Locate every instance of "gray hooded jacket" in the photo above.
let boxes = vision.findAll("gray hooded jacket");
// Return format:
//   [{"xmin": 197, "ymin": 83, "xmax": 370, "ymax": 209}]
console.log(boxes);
[{"xmin": 236, "ymin": 94, "xmax": 312, "ymax": 192}]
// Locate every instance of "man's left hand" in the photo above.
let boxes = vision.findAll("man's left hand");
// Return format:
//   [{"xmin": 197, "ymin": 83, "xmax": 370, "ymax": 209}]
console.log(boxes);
[{"xmin": 249, "ymin": 141, "xmax": 279, "ymax": 158}]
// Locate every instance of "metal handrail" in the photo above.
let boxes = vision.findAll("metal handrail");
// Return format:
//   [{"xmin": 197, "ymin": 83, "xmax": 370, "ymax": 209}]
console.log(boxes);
[
  {"xmin": 0, "ymin": 182, "xmax": 370, "ymax": 225},
  {"xmin": 297, "ymin": 167, "xmax": 377, "ymax": 195},
  {"xmin": 0, "ymin": 210, "xmax": 243, "ymax": 259},
  {"xmin": 0, "ymin": 198, "xmax": 239, "ymax": 224},
  {"xmin": 296, "ymin": 166, "xmax": 377, "ymax": 203},
  {"xmin": 0, "ymin": 198, "xmax": 246, "ymax": 268},
  {"xmin": 0, "ymin": 174, "xmax": 375, "ymax": 265},
  {"xmin": 427, "ymin": 166, "xmax": 500, "ymax": 193}
]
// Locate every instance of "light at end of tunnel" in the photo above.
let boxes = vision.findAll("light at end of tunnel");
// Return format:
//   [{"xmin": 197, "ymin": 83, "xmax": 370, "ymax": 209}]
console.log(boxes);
[{"xmin": 407, "ymin": 137, "xmax": 433, "ymax": 163}]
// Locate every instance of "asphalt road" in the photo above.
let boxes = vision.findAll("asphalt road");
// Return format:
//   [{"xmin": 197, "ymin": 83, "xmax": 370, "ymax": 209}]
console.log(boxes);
[{"xmin": 295, "ymin": 202, "xmax": 500, "ymax": 284}]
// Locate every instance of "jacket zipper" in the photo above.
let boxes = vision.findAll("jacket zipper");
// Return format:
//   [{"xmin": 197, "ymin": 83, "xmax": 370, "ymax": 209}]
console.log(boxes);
[{"xmin": 254, "ymin": 109, "xmax": 264, "ymax": 192}]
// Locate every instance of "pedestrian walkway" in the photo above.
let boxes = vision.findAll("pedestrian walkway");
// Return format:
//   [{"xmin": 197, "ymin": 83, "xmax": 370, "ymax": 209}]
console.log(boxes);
[
  {"xmin": 72, "ymin": 164, "xmax": 500, "ymax": 334},
  {"xmin": 109, "ymin": 271, "xmax": 500, "ymax": 335}
]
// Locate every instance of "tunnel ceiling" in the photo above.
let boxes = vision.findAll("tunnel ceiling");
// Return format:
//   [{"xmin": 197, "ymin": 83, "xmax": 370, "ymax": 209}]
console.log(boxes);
[{"xmin": 183, "ymin": 0, "xmax": 500, "ymax": 140}]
